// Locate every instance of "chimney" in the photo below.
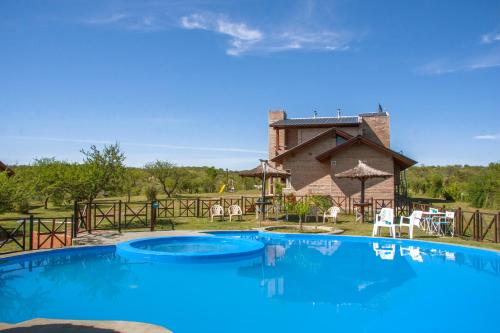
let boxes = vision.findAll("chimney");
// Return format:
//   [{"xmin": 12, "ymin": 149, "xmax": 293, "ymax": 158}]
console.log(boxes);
[{"xmin": 268, "ymin": 110, "xmax": 287, "ymax": 162}]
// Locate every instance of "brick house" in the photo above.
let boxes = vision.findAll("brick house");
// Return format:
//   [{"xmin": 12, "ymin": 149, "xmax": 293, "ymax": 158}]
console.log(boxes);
[{"xmin": 267, "ymin": 108, "xmax": 417, "ymax": 201}]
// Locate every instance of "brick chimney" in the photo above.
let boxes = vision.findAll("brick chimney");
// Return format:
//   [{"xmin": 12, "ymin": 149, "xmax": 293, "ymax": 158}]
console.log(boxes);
[
  {"xmin": 268, "ymin": 110, "xmax": 286, "ymax": 162},
  {"xmin": 360, "ymin": 112, "xmax": 390, "ymax": 147}
]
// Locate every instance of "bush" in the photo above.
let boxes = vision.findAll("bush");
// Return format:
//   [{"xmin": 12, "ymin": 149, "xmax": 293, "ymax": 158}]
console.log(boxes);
[
  {"xmin": 144, "ymin": 185, "xmax": 158, "ymax": 201},
  {"xmin": 295, "ymin": 198, "xmax": 311, "ymax": 230},
  {"xmin": 0, "ymin": 172, "xmax": 14, "ymax": 213},
  {"xmin": 14, "ymin": 198, "xmax": 30, "ymax": 214},
  {"xmin": 310, "ymin": 195, "xmax": 332, "ymax": 213}
]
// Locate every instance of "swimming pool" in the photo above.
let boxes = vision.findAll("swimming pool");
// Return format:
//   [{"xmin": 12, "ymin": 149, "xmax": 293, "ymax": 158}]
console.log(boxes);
[{"xmin": 1, "ymin": 232, "xmax": 499, "ymax": 332}]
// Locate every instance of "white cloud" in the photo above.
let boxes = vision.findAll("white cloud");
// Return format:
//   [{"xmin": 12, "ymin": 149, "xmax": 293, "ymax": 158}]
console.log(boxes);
[
  {"xmin": 82, "ymin": 12, "xmax": 165, "ymax": 31},
  {"xmin": 179, "ymin": 13, "xmax": 350, "ymax": 56},
  {"xmin": 473, "ymin": 134, "xmax": 499, "ymax": 140},
  {"xmin": 481, "ymin": 32, "xmax": 500, "ymax": 44},
  {"xmin": 82, "ymin": 13, "xmax": 128, "ymax": 25},
  {"xmin": 418, "ymin": 51, "xmax": 500, "ymax": 75},
  {"xmin": 5, "ymin": 136, "xmax": 267, "ymax": 154},
  {"xmin": 180, "ymin": 14, "xmax": 263, "ymax": 55}
]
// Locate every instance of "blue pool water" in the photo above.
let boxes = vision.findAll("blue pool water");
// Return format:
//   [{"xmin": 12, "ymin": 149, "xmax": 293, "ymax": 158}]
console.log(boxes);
[
  {"xmin": 1, "ymin": 232, "xmax": 500, "ymax": 332},
  {"xmin": 116, "ymin": 236, "xmax": 265, "ymax": 262}
]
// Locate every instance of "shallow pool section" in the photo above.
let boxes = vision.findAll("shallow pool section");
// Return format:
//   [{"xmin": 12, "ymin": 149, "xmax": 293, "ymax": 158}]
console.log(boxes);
[
  {"xmin": 116, "ymin": 236, "xmax": 265, "ymax": 262},
  {"xmin": 1, "ymin": 233, "xmax": 500, "ymax": 333}
]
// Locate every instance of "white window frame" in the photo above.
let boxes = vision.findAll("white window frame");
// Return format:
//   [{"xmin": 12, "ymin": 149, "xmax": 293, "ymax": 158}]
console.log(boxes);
[{"xmin": 284, "ymin": 169, "xmax": 292, "ymax": 189}]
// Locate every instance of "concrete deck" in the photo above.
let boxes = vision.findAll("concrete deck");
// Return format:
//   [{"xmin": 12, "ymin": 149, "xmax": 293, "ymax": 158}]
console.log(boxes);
[
  {"xmin": 0, "ymin": 318, "xmax": 171, "ymax": 333},
  {"xmin": 72, "ymin": 230, "xmax": 207, "ymax": 246}
]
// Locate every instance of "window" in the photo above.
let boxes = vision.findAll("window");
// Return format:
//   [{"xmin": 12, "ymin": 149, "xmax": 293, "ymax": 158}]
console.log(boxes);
[
  {"xmin": 336, "ymin": 135, "xmax": 347, "ymax": 145},
  {"xmin": 285, "ymin": 169, "xmax": 292, "ymax": 189}
]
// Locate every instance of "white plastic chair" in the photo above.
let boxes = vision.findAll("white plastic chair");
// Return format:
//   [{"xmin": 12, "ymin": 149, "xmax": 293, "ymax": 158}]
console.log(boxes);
[
  {"xmin": 210, "ymin": 204, "xmax": 224, "ymax": 222},
  {"xmin": 228, "ymin": 205, "xmax": 243, "ymax": 222},
  {"xmin": 323, "ymin": 206, "xmax": 341, "ymax": 224},
  {"xmin": 398, "ymin": 210, "xmax": 423, "ymax": 239},
  {"xmin": 354, "ymin": 207, "xmax": 363, "ymax": 222},
  {"xmin": 432, "ymin": 211, "xmax": 455, "ymax": 236},
  {"xmin": 372, "ymin": 208, "xmax": 396, "ymax": 238}
]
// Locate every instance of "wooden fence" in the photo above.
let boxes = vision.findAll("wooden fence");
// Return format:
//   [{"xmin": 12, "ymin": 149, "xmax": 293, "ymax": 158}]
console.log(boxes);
[
  {"xmin": 0, "ymin": 216, "xmax": 74, "ymax": 255},
  {"xmin": 2, "ymin": 195, "xmax": 498, "ymax": 255}
]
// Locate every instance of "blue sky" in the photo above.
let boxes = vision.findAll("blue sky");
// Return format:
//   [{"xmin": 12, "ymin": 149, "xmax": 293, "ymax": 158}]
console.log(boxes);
[{"xmin": 1, "ymin": 0, "xmax": 499, "ymax": 169}]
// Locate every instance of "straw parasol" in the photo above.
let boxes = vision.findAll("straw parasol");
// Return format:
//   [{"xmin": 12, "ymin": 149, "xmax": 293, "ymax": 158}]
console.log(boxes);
[
  {"xmin": 240, "ymin": 163, "xmax": 290, "ymax": 223},
  {"xmin": 335, "ymin": 160, "xmax": 392, "ymax": 221},
  {"xmin": 239, "ymin": 164, "xmax": 290, "ymax": 178}
]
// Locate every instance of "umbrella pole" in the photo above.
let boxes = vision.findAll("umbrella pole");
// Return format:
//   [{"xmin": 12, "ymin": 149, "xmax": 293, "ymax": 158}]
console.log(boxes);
[{"xmin": 360, "ymin": 178, "xmax": 365, "ymax": 223}]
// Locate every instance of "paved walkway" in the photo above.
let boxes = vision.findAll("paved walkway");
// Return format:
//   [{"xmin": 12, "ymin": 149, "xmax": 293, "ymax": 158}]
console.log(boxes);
[
  {"xmin": 0, "ymin": 318, "xmax": 171, "ymax": 333},
  {"xmin": 72, "ymin": 230, "xmax": 208, "ymax": 246}
]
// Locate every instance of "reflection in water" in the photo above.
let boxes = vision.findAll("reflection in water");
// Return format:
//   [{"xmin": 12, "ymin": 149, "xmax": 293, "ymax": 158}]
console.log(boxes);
[
  {"xmin": 373, "ymin": 243, "xmax": 396, "ymax": 260},
  {"xmin": 238, "ymin": 237, "xmax": 417, "ymax": 306},
  {"xmin": 0, "ymin": 248, "xmax": 136, "ymax": 322}
]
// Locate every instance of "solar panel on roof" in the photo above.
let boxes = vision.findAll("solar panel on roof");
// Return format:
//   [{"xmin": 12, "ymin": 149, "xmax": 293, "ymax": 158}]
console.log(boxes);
[{"xmin": 271, "ymin": 117, "xmax": 360, "ymax": 126}]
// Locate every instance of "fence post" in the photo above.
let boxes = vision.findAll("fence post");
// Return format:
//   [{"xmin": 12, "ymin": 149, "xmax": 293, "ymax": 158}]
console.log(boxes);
[
  {"xmin": 118, "ymin": 200, "xmax": 122, "ymax": 233},
  {"xmin": 196, "ymin": 197, "xmax": 200, "ymax": 217},
  {"xmin": 29, "ymin": 215, "xmax": 34, "ymax": 251},
  {"xmin": 73, "ymin": 201, "xmax": 78, "ymax": 237},
  {"xmin": 456, "ymin": 207, "xmax": 461, "ymax": 237},
  {"xmin": 151, "ymin": 201, "xmax": 156, "ymax": 231},
  {"xmin": 87, "ymin": 202, "xmax": 92, "ymax": 234},
  {"xmin": 474, "ymin": 210, "xmax": 480, "ymax": 241},
  {"xmin": 496, "ymin": 211, "xmax": 500, "ymax": 243}
]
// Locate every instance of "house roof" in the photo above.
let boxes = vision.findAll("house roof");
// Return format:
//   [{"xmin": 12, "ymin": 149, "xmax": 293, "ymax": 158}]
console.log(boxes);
[
  {"xmin": 271, "ymin": 127, "xmax": 353, "ymax": 163},
  {"xmin": 270, "ymin": 116, "xmax": 360, "ymax": 128},
  {"xmin": 0, "ymin": 161, "xmax": 14, "ymax": 176},
  {"xmin": 316, "ymin": 135, "xmax": 417, "ymax": 170}
]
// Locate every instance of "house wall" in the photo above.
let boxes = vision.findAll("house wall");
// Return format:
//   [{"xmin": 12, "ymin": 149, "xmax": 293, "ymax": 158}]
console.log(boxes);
[
  {"xmin": 331, "ymin": 144, "xmax": 394, "ymax": 200},
  {"xmin": 283, "ymin": 143, "xmax": 395, "ymax": 201},
  {"xmin": 282, "ymin": 135, "xmax": 336, "ymax": 195}
]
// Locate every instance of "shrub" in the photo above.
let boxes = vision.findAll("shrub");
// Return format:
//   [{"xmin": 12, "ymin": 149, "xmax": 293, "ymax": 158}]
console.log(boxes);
[
  {"xmin": 295, "ymin": 198, "xmax": 311, "ymax": 230},
  {"xmin": 310, "ymin": 195, "xmax": 332, "ymax": 213},
  {"xmin": 144, "ymin": 185, "xmax": 158, "ymax": 201}
]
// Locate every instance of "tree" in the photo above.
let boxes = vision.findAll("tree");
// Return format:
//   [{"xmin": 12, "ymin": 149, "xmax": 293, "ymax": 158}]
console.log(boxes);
[
  {"xmin": 145, "ymin": 160, "xmax": 182, "ymax": 197},
  {"xmin": 295, "ymin": 198, "xmax": 311, "ymax": 231},
  {"xmin": 77, "ymin": 144, "xmax": 126, "ymax": 202},
  {"xmin": 205, "ymin": 167, "xmax": 218, "ymax": 192},
  {"xmin": 122, "ymin": 168, "xmax": 145, "ymax": 202},
  {"xmin": 0, "ymin": 172, "xmax": 15, "ymax": 213},
  {"xmin": 31, "ymin": 158, "xmax": 67, "ymax": 208}
]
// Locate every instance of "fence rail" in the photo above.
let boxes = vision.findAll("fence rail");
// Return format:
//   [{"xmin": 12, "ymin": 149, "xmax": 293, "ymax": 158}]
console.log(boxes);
[{"xmin": 0, "ymin": 216, "xmax": 74, "ymax": 255}]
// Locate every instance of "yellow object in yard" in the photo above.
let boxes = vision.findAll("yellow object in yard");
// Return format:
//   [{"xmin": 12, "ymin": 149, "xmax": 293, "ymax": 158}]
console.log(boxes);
[{"xmin": 219, "ymin": 184, "xmax": 226, "ymax": 193}]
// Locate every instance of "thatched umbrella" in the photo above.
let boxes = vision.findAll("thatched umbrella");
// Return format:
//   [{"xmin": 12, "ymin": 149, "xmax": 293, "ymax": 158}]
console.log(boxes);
[
  {"xmin": 335, "ymin": 160, "xmax": 392, "ymax": 221},
  {"xmin": 239, "ymin": 164, "xmax": 290, "ymax": 178},
  {"xmin": 240, "ymin": 163, "xmax": 290, "ymax": 223}
]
